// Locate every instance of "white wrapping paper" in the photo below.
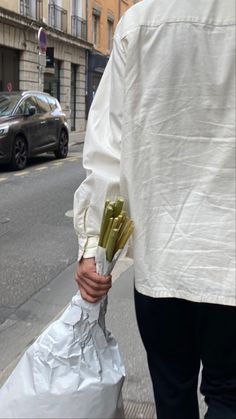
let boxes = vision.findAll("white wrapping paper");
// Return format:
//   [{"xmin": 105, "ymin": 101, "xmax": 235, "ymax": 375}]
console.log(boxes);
[
  {"xmin": 95, "ymin": 246, "xmax": 123, "ymax": 276},
  {"xmin": 0, "ymin": 289, "xmax": 125, "ymax": 418}
]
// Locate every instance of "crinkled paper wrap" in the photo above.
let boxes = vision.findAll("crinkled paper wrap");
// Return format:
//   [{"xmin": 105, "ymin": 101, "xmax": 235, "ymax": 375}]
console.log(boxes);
[
  {"xmin": 95, "ymin": 246, "xmax": 126, "ymax": 276},
  {"xmin": 0, "ymin": 291, "xmax": 125, "ymax": 418}
]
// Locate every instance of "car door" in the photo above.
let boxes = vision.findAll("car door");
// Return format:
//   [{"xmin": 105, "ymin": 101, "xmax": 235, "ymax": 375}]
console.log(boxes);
[
  {"xmin": 46, "ymin": 96, "xmax": 61, "ymax": 144},
  {"xmin": 15, "ymin": 96, "xmax": 45, "ymax": 154},
  {"xmin": 35, "ymin": 94, "xmax": 56, "ymax": 147}
]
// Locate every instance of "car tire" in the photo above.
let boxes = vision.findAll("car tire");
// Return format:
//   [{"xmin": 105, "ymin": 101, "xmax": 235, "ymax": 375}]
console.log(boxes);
[
  {"xmin": 54, "ymin": 130, "xmax": 68, "ymax": 159},
  {"xmin": 11, "ymin": 136, "xmax": 28, "ymax": 171}
]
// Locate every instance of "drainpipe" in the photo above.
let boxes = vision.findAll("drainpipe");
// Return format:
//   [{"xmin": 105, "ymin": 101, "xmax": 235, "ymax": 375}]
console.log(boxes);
[{"xmin": 85, "ymin": 0, "xmax": 88, "ymax": 40}]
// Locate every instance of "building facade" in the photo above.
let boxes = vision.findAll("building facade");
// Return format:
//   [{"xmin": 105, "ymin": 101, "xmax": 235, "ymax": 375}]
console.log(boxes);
[
  {"xmin": 0, "ymin": 0, "xmax": 138, "ymax": 132},
  {"xmin": 86, "ymin": 0, "xmax": 138, "ymax": 112}
]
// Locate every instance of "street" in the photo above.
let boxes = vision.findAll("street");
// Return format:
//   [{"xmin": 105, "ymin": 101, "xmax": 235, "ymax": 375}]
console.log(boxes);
[{"xmin": 0, "ymin": 144, "xmax": 84, "ymax": 319}]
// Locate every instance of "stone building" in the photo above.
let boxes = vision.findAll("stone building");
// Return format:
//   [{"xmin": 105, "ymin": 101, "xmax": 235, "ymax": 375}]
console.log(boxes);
[
  {"xmin": 0, "ymin": 0, "xmax": 90, "ymax": 132},
  {"xmin": 0, "ymin": 0, "xmax": 138, "ymax": 132}
]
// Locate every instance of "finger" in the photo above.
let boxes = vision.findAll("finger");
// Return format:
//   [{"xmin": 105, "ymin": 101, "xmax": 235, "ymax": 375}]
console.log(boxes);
[
  {"xmin": 79, "ymin": 285, "xmax": 101, "ymax": 303},
  {"xmin": 83, "ymin": 271, "xmax": 112, "ymax": 284},
  {"xmin": 77, "ymin": 276, "xmax": 111, "ymax": 298},
  {"xmin": 76, "ymin": 267, "xmax": 112, "ymax": 285},
  {"xmin": 76, "ymin": 274, "xmax": 112, "ymax": 292}
]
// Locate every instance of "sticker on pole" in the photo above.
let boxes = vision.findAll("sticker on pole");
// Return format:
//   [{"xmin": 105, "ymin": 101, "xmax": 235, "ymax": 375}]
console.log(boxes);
[{"xmin": 6, "ymin": 82, "xmax": 12, "ymax": 92}]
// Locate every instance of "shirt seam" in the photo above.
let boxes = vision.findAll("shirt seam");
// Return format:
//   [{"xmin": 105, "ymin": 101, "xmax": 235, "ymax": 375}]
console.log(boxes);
[{"xmin": 119, "ymin": 20, "xmax": 235, "ymax": 42}]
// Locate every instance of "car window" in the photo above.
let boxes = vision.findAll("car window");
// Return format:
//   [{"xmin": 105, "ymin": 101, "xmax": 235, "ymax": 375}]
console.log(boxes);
[
  {"xmin": 0, "ymin": 94, "xmax": 20, "ymax": 116},
  {"xmin": 15, "ymin": 96, "xmax": 39, "ymax": 116},
  {"xmin": 47, "ymin": 96, "xmax": 58, "ymax": 111},
  {"xmin": 35, "ymin": 94, "xmax": 51, "ymax": 114}
]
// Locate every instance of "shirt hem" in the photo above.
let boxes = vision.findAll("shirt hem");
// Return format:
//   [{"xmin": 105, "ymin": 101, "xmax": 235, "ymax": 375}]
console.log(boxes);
[{"xmin": 135, "ymin": 284, "xmax": 236, "ymax": 307}]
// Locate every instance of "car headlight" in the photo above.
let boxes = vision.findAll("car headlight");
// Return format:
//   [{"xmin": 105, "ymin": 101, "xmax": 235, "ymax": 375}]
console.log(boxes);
[{"xmin": 0, "ymin": 124, "xmax": 9, "ymax": 137}]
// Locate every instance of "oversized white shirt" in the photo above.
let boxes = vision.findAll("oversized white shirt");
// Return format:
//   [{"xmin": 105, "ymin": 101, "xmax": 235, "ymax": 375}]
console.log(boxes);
[{"xmin": 74, "ymin": 0, "xmax": 236, "ymax": 306}]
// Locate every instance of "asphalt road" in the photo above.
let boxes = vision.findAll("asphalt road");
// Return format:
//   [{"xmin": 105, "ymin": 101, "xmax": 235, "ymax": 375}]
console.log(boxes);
[{"xmin": 0, "ymin": 144, "xmax": 85, "ymax": 322}]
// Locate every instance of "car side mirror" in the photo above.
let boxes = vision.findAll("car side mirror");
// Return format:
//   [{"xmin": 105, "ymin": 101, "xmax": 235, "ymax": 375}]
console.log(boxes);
[{"xmin": 26, "ymin": 106, "xmax": 36, "ymax": 116}]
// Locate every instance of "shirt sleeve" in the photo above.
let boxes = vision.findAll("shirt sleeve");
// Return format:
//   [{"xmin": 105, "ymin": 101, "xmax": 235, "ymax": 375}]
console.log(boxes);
[{"xmin": 73, "ymin": 32, "xmax": 126, "ymax": 260}]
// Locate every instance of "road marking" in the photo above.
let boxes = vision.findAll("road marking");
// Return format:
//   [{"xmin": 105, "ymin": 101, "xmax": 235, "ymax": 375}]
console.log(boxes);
[
  {"xmin": 35, "ymin": 166, "xmax": 48, "ymax": 171},
  {"xmin": 67, "ymin": 153, "xmax": 83, "ymax": 159},
  {"xmin": 0, "ymin": 177, "xmax": 8, "ymax": 182},
  {"xmin": 14, "ymin": 171, "xmax": 29, "ymax": 177},
  {"xmin": 65, "ymin": 210, "xmax": 74, "ymax": 218},
  {"xmin": 66, "ymin": 158, "xmax": 78, "ymax": 162},
  {"xmin": 52, "ymin": 162, "xmax": 63, "ymax": 166}
]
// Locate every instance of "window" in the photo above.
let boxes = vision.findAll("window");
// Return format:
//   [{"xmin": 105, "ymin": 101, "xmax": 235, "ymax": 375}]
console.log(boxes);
[
  {"xmin": 72, "ymin": 0, "xmax": 82, "ymax": 17},
  {"xmin": 107, "ymin": 19, "xmax": 114, "ymax": 52},
  {"xmin": 47, "ymin": 96, "xmax": 60, "ymax": 111},
  {"xmin": 0, "ymin": 95, "xmax": 20, "ymax": 116},
  {"xmin": 35, "ymin": 94, "xmax": 51, "ymax": 113},
  {"xmin": 16, "ymin": 96, "xmax": 39, "ymax": 115},
  {"xmin": 20, "ymin": 0, "xmax": 43, "ymax": 20},
  {"xmin": 92, "ymin": 11, "xmax": 100, "ymax": 47},
  {"xmin": 48, "ymin": 0, "xmax": 67, "ymax": 32}
]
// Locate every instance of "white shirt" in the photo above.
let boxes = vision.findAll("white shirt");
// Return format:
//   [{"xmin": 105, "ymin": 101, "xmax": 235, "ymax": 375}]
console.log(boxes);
[{"xmin": 74, "ymin": 0, "xmax": 236, "ymax": 306}]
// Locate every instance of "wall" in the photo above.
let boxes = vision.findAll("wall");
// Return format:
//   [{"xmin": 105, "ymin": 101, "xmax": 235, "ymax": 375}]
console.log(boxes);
[
  {"xmin": 0, "ymin": 0, "xmax": 18, "ymax": 13},
  {"xmin": 0, "ymin": 2, "xmax": 90, "ymax": 132},
  {"xmin": 87, "ymin": 0, "xmax": 137, "ymax": 56}
]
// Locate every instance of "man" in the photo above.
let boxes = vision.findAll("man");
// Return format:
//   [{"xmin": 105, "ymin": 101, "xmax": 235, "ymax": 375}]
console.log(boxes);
[{"xmin": 74, "ymin": 0, "xmax": 236, "ymax": 418}]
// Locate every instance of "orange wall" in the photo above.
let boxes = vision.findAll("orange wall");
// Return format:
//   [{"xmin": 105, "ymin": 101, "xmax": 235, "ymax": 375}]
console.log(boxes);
[{"xmin": 87, "ymin": 0, "xmax": 137, "ymax": 56}]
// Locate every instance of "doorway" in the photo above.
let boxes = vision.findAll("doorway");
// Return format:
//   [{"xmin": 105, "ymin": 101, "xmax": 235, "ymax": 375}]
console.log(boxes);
[{"xmin": 0, "ymin": 47, "xmax": 19, "ymax": 91}]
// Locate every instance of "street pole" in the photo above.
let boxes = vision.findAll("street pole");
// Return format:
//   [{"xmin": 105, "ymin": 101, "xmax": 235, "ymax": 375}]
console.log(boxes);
[
  {"xmin": 38, "ymin": 27, "xmax": 47, "ymax": 92},
  {"xmin": 38, "ymin": 53, "xmax": 46, "ymax": 91}
]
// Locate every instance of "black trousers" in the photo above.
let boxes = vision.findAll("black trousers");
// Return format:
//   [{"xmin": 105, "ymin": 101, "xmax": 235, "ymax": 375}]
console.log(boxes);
[{"xmin": 134, "ymin": 290, "xmax": 236, "ymax": 419}]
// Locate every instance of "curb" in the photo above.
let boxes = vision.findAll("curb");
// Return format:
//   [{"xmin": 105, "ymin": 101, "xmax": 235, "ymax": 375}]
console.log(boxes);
[{"xmin": 69, "ymin": 131, "xmax": 86, "ymax": 147}]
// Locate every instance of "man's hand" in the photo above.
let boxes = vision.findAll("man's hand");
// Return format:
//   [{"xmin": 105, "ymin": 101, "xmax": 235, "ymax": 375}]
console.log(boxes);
[{"xmin": 75, "ymin": 257, "xmax": 112, "ymax": 303}]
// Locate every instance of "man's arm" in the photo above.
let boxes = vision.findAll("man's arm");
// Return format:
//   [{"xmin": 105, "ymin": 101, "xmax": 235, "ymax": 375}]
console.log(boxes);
[{"xmin": 74, "ymin": 31, "xmax": 126, "ymax": 301}]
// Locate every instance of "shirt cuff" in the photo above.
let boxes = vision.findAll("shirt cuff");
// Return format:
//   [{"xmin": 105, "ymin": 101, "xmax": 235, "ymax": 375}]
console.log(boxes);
[{"xmin": 78, "ymin": 235, "xmax": 99, "ymax": 261}]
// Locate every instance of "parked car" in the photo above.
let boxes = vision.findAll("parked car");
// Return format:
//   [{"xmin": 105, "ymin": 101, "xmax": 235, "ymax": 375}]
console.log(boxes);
[{"xmin": 0, "ymin": 91, "xmax": 69, "ymax": 170}]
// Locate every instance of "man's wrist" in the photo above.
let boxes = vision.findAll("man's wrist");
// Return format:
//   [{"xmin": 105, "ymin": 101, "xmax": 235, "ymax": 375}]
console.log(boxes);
[{"xmin": 78, "ymin": 236, "xmax": 99, "ymax": 261}]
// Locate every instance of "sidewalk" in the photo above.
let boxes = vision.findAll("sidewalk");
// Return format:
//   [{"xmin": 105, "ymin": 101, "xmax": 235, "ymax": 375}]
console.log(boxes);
[
  {"xmin": 108, "ymin": 265, "xmax": 207, "ymax": 419},
  {"xmin": 0, "ymin": 258, "xmax": 207, "ymax": 419},
  {"xmin": 69, "ymin": 130, "xmax": 86, "ymax": 147}
]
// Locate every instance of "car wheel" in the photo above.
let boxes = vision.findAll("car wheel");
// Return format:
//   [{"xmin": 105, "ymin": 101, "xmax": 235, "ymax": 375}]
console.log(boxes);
[
  {"xmin": 54, "ymin": 130, "xmax": 68, "ymax": 159},
  {"xmin": 11, "ymin": 136, "xmax": 28, "ymax": 170}
]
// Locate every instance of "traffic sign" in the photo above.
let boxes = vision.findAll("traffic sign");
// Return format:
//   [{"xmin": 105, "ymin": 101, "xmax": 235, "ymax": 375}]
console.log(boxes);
[{"xmin": 38, "ymin": 27, "xmax": 47, "ymax": 53}]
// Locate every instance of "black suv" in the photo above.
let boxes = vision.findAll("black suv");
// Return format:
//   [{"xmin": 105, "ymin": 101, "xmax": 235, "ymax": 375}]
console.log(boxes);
[{"xmin": 0, "ymin": 91, "xmax": 69, "ymax": 170}]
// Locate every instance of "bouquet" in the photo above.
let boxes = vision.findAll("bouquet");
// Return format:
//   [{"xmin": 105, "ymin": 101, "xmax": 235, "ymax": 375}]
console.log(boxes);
[{"xmin": 96, "ymin": 197, "xmax": 134, "ymax": 276}]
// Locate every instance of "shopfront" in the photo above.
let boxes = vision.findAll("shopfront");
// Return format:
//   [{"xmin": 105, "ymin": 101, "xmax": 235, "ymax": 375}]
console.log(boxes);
[
  {"xmin": 44, "ymin": 59, "xmax": 61, "ymax": 101},
  {"xmin": 87, "ymin": 51, "xmax": 109, "ymax": 116},
  {"xmin": 0, "ymin": 47, "xmax": 19, "ymax": 91}
]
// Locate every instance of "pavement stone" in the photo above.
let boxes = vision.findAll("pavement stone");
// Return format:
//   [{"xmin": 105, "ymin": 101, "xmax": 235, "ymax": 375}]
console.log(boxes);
[{"xmin": 69, "ymin": 130, "xmax": 86, "ymax": 147}]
